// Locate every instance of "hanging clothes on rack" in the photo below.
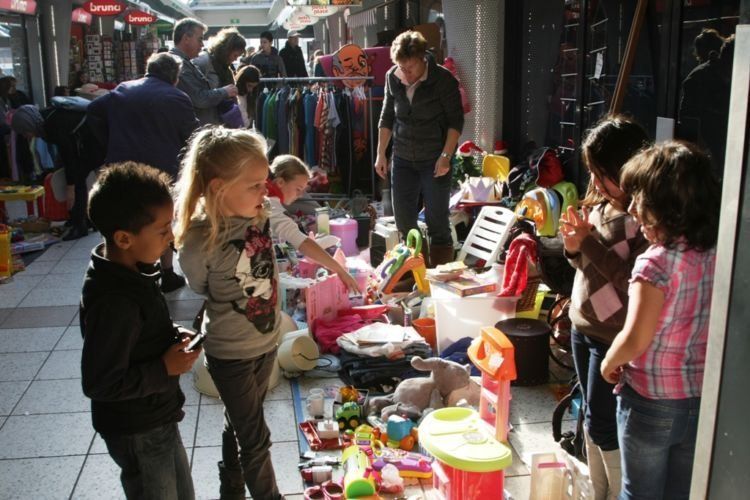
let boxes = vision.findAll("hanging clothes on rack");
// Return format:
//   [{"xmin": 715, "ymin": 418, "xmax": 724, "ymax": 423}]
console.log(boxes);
[{"xmin": 256, "ymin": 76, "xmax": 377, "ymax": 195}]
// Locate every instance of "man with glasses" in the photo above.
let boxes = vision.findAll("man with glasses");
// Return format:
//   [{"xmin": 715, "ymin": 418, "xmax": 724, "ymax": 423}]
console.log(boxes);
[{"xmin": 170, "ymin": 18, "xmax": 238, "ymax": 125}]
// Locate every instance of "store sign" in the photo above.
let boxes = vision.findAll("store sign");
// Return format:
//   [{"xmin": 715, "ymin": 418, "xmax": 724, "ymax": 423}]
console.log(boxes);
[
  {"xmin": 0, "ymin": 0, "xmax": 38, "ymax": 15},
  {"xmin": 83, "ymin": 0, "xmax": 124, "ymax": 16},
  {"xmin": 297, "ymin": 5, "xmax": 341, "ymax": 18},
  {"xmin": 287, "ymin": 0, "xmax": 361, "ymax": 6},
  {"xmin": 125, "ymin": 9, "xmax": 157, "ymax": 25},
  {"xmin": 72, "ymin": 8, "xmax": 92, "ymax": 25},
  {"xmin": 230, "ymin": 18, "xmax": 240, "ymax": 24}
]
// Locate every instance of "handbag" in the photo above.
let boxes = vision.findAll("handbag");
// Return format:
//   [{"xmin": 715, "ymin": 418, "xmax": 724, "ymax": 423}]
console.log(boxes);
[{"xmin": 220, "ymin": 102, "xmax": 243, "ymax": 129}]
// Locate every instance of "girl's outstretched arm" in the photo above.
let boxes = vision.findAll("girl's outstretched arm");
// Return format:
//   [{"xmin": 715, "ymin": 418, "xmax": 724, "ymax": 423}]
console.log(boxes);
[
  {"xmin": 601, "ymin": 279, "xmax": 664, "ymax": 383},
  {"xmin": 299, "ymin": 238, "xmax": 361, "ymax": 294}
]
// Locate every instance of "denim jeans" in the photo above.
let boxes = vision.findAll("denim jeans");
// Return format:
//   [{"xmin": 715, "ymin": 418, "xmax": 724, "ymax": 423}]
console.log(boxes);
[
  {"xmin": 102, "ymin": 422, "xmax": 194, "ymax": 500},
  {"xmin": 571, "ymin": 328, "xmax": 619, "ymax": 451},
  {"xmin": 206, "ymin": 349, "xmax": 281, "ymax": 500},
  {"xmin": 391, "ymin": 156, "xmax": 452, "ymax": 245},
  {"xmin": 617, "ymin": 384, "xmax": 701, "ymax": 500}
]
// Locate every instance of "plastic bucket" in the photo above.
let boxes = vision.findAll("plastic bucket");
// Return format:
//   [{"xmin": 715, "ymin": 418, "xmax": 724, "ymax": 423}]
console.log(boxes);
[
  {"xmin": 412, "ymin": 317, "xmax": 437, "ymax": 352},
  {"xmin": 278, "ymin": 332, "xmax": 319, "ymax": 372}
]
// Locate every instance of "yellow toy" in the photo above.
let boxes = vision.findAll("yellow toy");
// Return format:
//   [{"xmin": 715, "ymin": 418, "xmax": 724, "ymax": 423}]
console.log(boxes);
[
  {"xmin": 341, "ymin": 445, "xmax": 377, "ymax": 498},
  {"xmin": 375, "ymin": 229, "xmax": 429, "ymax": 295}
]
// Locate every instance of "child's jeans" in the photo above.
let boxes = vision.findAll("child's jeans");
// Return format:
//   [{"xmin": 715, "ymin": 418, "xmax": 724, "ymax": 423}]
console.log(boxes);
[
  {"xmin": 102, "ymin": 422, "xmax": 194, "ymax": 500},
  {"xmin": 617, "ymin": 384, "xmax": 701, "ymax": 500},
  {"xmin": 571, "ymin": 328, "xmax": 619, "ymax": 451},
  {"xmin": 206, "ymin": 349, "xmax": 281, "ymax": 500}
]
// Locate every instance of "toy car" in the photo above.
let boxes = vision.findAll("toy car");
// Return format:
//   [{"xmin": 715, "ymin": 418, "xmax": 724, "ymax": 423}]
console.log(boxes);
[
  {"xmin": 336, "ymin": 401, "xmax": 361, "ymax": 431},
  {"xmin": 381, "ymin": 415, "xmax": 418, "ymax": 451}
]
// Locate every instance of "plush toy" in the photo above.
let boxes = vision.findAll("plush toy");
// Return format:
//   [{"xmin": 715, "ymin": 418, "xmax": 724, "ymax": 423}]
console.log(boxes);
[{"xmin": 367, "ymin": 357, "xmax": 473, "ymax": 419}]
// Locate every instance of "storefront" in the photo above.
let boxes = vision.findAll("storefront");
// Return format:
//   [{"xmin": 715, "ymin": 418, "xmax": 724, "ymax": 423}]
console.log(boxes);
[{"xmin": 0, "ymin": 0, "xmax": 37, "ymax": 101}]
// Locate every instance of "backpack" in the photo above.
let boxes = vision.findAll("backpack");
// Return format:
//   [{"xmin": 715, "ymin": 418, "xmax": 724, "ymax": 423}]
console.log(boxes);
[{"xmin": 43, "ymin": 99, "xmax": 104, "ymax": 173}]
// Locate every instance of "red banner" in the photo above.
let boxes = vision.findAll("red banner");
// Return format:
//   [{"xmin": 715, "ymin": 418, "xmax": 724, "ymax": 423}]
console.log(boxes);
[
  {"xmin": 83, "ymin": 0, "xmax": 124, "ymax": 17},
  {"xmin": 72, "ymin": 7, "xmax": 92, "ymax": 25},
  {"xmin": 125, "ymin": 9, "xmax": 156, "ymax": 26},
  {"xmin": 0, "ymin": 0, "xmax": 37, "ymax": 15}
]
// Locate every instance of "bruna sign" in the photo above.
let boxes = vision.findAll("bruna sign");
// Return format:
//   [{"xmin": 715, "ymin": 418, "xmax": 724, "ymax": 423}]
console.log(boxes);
[
  {"xmin": 0, "ymin": 0, "xmax": 38, "ymax": 15},
  {"xmin": 125, "ymin": 10, "xmax": 156, "ymax": 25},
  {"xmin": 83, "ymin": 0, "xmax": 124, "ymax": 16}
]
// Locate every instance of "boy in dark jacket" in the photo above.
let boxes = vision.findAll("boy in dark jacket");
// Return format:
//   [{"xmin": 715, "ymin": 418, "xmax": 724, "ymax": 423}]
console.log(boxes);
[{"xmin": 81, "ymin": 162, "xmax": 200, "ymax": 499}]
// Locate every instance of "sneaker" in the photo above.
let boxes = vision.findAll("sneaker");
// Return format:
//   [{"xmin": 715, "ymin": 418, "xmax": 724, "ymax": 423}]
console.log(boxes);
[{"xmin": 161, "ymin": 270, "xmax": 186, "ymax": 293}]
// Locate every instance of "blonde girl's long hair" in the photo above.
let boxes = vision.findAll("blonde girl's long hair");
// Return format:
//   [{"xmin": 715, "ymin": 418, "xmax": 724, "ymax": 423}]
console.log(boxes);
[{"xmin": 173, "ymin": 126, "xmax": 268, "ymax": 253}]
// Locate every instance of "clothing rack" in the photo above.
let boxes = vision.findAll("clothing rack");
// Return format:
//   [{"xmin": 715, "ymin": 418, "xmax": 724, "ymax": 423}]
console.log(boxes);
[{"xmin": 259, "ymin": 76, "xmax": 377, "ymax": 197}]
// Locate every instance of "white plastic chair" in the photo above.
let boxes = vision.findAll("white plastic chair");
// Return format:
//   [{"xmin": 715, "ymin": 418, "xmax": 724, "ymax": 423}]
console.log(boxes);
[{"xmin": 457, "ymin": 206, "xmax": 517, "ymax": 264}]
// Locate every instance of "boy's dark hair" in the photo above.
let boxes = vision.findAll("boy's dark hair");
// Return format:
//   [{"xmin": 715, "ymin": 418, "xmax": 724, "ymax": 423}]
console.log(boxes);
[
  {"xmin": 620, "ymin": 141, "xmax": 720, "ymax": 251},
  {"xmin": 581, "ymin": 113, "xmax": 651, "ymax": 206},
  {"xmin": 88, "ymin": 162, "xmax": 174, "ymax": 241},
  {"xmin": 260, "ymin": 30, "xmax": 273, "ymax": 42}
]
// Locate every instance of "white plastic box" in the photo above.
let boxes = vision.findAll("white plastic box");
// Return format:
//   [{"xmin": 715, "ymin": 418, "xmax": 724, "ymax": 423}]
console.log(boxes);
[{"xmin": 431, "ymin": 284, "xmax": 518, "ymax": 353}]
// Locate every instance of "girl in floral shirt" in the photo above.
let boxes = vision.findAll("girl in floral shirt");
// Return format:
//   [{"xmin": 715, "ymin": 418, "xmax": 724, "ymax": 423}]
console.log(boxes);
[{"xmin": 601, "ymin": 141, "xmax": 720, "ymax": 500}]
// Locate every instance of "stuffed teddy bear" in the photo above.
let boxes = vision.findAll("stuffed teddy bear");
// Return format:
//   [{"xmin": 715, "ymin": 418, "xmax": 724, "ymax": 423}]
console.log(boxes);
[{"xmin": 366, "ymin": 356, "xmax": 475, "ymax": 419}]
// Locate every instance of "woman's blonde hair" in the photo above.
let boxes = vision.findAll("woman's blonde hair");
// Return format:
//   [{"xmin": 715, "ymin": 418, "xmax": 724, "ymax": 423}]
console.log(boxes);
[
  {"xmin": 390, "ymin": 30, "xmax": 428, "ymax": 63},
  {"xmin": 270, "ymin": 154, "xmax": 311, "ymax": 182},
  {"xmin": 174, "ymin": 126, "xmax": 268, "ymax": 253}
]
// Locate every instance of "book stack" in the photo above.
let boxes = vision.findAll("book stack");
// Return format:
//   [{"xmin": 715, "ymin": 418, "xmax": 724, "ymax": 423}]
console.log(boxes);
[
  {"xmin": 102, "ymin": 37, "xmax": 115, "ymax": 82},
  {"xmin": 428, "ymin": 269, "xmax": 498, "ymax": 297},
  {"xmin": 85, "ymin": 35, "xmax": 104, "ymax": 82},
  {"xmin": 119, "ymin": 40, "xmax": 138, "ymax": 81}
]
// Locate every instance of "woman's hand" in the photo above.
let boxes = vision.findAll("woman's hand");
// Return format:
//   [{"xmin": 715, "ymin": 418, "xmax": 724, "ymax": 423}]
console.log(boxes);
[
  {"xmin": 434, "ymin": 155, "xmax": 450, "ymax": 177},
  {"xmin": 560, "ymin": 205, "xmax": 592, "ymax": 254},
  {"xmin": 375, "ymin": 155, "xmax": 389, "ymax": 179},
  {"xmin": 600, "ymin": 354, "xmax": 623, "ymax": 385}
]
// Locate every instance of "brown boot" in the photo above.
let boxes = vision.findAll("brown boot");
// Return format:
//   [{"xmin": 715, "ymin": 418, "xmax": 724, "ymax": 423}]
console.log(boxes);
[{"xmin": 428, "ymin": 244, "xmax": 455, "ymax": 268}]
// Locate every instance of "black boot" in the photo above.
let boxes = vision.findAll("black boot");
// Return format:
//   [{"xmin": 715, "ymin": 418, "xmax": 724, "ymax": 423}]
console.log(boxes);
[
  {"xmin": 61, "ymin": 225, "xmax": 88, "ymax": 241},
  {"xmin": 428, "ymin": 244, "xmax": 455, "ymax": 268},
  {"xmin": 218, "ymin": 461, "xmax": 246, "ymax": 500},
  {"xmin": 160, "ymin": 268, "xmax": 186, "ymax": 293}
]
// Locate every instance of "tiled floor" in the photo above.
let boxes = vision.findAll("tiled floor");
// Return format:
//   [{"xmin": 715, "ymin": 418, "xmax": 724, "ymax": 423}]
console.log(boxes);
[{"xmin": 0, "ymin": 232, "xmax": 572, "ymax": 499}]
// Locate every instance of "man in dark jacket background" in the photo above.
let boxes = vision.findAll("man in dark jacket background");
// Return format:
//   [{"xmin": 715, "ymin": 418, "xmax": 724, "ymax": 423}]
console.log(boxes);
[
  {"xmin": 251, "ymin": 31, "xmax": 287, "ymax": 80},
  {"xmin": 279, "ymin": 31, "xmax": 307, "ymax": 78},
  {"xmin": 87, "ymin": 52, "xmax": 199, "ymax": 292}
]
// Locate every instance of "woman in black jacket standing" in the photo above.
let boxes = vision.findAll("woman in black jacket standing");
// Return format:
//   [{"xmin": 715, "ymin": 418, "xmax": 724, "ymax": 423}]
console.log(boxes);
[{"xmin": 375, "ymin": 31, "xmax": 464, "ymax": 267}]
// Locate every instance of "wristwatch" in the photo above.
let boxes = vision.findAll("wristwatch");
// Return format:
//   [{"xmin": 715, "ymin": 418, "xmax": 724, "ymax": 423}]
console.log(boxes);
[{"xmin": 440, "ymin": 152, "xmax": 451, "ymax": 159}]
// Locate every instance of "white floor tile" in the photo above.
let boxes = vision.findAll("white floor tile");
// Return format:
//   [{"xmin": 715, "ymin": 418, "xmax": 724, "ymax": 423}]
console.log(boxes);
[
  {"xmin": 21, "ymin": 259, "xmax": 57, "ymax": 275},
  {"xmin": 510, "ymin": 385, "xmax": 564, "ymax": 425},
  {"xmin": 190, "ymin": 441, "xmax": 304, "ymax": 499},
  {"xmin": 0, "ymin": 275, "xmax": 43, "ymax": 308},
  {"xmin": 62, "ymin": 244, "xmax": 98, "ymax": 261},
  {"xmin": 180, "ymin": 405, "xmax": 199, "ymax": 449},
  {"xmin": 49, "ymin": 258, "xmax": 90, "ymax": 276},
  {"xmin": 0, "ymin": 455, "xmax": 85, "ymax": 500},
  {"xmin": 0, "ymin": 305, "xmax": 78, "ymax": 329},
  {"xmin": 508, "ymin": 421, "xmax": 563, "ymax": 468},
  {"xmin": 163, "ymin": 285, "xmax": 204, "ymax": 302},
  {"xmin": 19, "ymin": 273, "xmax": 85, "ymax": 307},
  {"xmin": 0, "ymin": 352, "xmax": 48, "ymax": 381},
  {"xmin": 180, "ymin": 373, "xmax": 201, "ymax": 407},
  {"xmin": 13, "ymin": 379, "xmax": 89, "ymax": 415},
  {"xmin": 33, "ymin": 242, "xmax": 72, "ymax": 262},
  {"xmin": 0, "ymin": 412, "xmax": 94, "ymax": 458},
  {"xmin": 195, "ymin": 404, "xmax": 224, "ymax": 447},
  {"xmin": 266, "ymin": 377, "xmax": 292, "ymax": 401},
  {"xmin": 36, "ymin": 350, "xmax": 82, "ymax": 380},
  {"xmin": 189, "ymin": 446, "xmax": 223, "ymax": 500},
  {"xmin": 0, "ymin": 327, "xmax": 65, "ymax": 353},
  {"xmin": 71, "ymin": 454, "xmax": 126, "ymax": 500},
  {"xmin": 55, "ymin": 326, "xmax": 83, "ymax": 351},
  {"xmin": 265, "ymin": 399, "xmax": 298, "ymax": 443},
  {"xmin": 89, "ymin": 433, "xmax": 107, "ymax": 455},
  {"xmin": 0, "ymin": 381, "xmax": 30, "ymax": 415},
  {"xmin": 505, "ymin": 475, "xmax": 531, "ymax": 500}
]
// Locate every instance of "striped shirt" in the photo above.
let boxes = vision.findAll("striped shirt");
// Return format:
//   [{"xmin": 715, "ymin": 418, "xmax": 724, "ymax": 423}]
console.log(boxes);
[{"xmin": 621, "ymin": 244, "xmax": 716, "ymax": 399}]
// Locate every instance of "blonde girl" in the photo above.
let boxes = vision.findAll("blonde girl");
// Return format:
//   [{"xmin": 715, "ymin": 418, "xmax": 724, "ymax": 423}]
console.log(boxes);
[
  {"xmin": 175, "ymin": 127, "xmax": 282, "ymax": 500},
  {"xmin": 267, "ymin": 154, "xmax": 360, "ymax": 293}
]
